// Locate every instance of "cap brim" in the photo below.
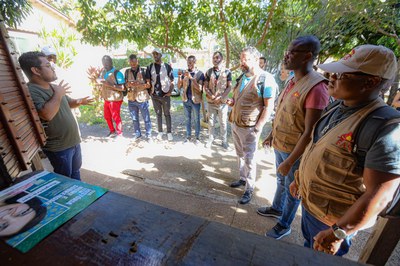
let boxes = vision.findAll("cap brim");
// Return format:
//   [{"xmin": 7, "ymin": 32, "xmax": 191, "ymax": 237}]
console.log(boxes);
[{"xmin": 317, "ymin": 61, "xmax": 359, "ymax": 74}]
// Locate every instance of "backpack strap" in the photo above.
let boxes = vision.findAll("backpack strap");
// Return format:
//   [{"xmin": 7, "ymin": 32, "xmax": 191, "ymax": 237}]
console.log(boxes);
[
  {"xmin": 352, "ymin": 105, "xmax": 400, "ymax": 170},
  {"xmin": 113, "ymin": 69, "xmax": 121, "ymax": 85}
]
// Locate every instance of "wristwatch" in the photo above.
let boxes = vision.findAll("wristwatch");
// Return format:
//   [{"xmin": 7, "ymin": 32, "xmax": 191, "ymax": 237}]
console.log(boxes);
[{"xmin": 332, "ymin": 224, "xmax": 347, "ymax": 240}]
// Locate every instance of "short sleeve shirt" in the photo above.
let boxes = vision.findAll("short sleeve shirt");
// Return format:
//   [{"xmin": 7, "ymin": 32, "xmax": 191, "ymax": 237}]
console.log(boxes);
[
  {"xmin": 28, "ymin": 83, "xmax": 81, "ymax": 152},
  {"xmin": 281, "ymin": 80, "xmax": 329, "ymax": 110},
  {"xmin": 103, "ymin": 67, "xmax": 124, "ymax": 84}
]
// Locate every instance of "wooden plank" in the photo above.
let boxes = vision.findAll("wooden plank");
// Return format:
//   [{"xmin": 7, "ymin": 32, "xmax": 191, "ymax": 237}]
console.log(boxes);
[
  {"xmin": 0, "ymin": 62, "xmax": 12, "ymax": 71},
  {"xmin": 0, "ymin": 80, "xmax": 18, "ymax": 88},
  {"xmin": 0, "ymin": 70, "xmax": 13, "ymax": 76},
  {"xmin": 30, "ymin": 152, "xmax": 43, "ymax": 171},
  {"xmin": 359, "ymin": 217, "xmax": 400, "ymax": 265},
  {"xmin": 0, "ymin": 85, "xmax": 19, "ymax": 94},
  {"xmin": 0, "ymin": 192, "xmax": 363, "ymax": 266}
]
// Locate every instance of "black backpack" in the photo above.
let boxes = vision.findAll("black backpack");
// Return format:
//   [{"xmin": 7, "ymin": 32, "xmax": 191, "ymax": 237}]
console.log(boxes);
[
  {"xmin": 325, "ymin": 100, "xmax": 400, "ymax": 218},
  {"xmin": 352, "ymin": 104, "xmax": 400, "ymax": 218}
]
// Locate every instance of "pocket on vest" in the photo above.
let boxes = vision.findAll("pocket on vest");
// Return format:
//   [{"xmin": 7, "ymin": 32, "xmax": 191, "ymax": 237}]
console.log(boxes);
[
  {"xmin": 316, "ymin": 146, "xmax": 355, "ymax": 184},
  {"xmin": 308, "ymin": 182, "xmax": 357, "ymax": 219},
  {"xmin": 274, "ymin": 128, "xmax": 301, "ymax": 150}
]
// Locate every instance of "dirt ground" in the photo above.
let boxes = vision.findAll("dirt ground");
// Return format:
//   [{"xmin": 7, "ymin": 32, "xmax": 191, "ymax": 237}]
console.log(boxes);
[{"xmin": 41, "ymin": 99, "xmax": 399, "ymax": 265}]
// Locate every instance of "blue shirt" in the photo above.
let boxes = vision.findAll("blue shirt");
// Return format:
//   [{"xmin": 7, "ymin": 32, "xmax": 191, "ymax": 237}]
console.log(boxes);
[
  {"xmin": 104, "ymin": 67, "xmax": 125, "ymax": 84},
  {"xmin": 238, "ymin": 73, "xmax": 275, "ymax": 98}
]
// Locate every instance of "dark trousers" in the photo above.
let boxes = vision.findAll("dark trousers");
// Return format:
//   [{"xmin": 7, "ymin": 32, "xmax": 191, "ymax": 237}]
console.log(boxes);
[
  {"xmin": 44, "ymin": 144, "xmax": 82, "ymax": 180},
  {"xmin": 151, "ymin": 95, "xmax": 171, "ymax": 133}
]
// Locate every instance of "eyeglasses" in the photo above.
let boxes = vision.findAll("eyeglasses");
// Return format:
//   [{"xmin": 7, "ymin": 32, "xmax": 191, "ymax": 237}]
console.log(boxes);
[
  {"xmin": 285, "ymin": 50, "xmax": 311, "ymax": 55},
  {"xmin": 37, "ymin": 63, "xmax": 54, "ymax": 69},
  {"xmin": 330, "ymin": 72, "xmax": 377, "ymax": 80}
]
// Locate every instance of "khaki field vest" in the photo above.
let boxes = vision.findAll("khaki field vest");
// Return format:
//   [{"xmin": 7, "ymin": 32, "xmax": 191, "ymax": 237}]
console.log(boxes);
[
  {"xmin": 181, "ymin": 70, "xmax": 203, "ymax": 104},
  {"xmin": 297, "ymin": 98, "xmax": 386, "ymax": 225},
  {"xmin": 101, "ymin": 70, "xmax": 124, "ymax": 102},
  {"xmin": 229, "ymin": 74, "xmax": 263, "ymax": 127},
  {"xmin": 206, "ymin": 68, "xmax": 228, "ymax": 104},
  {"xmin": 126, "ymin": 68, "xmax": 150, "ymax": 103},
  {"xmin": 272, "ymin": 71, "xmax": 326, "ymax": 153}
]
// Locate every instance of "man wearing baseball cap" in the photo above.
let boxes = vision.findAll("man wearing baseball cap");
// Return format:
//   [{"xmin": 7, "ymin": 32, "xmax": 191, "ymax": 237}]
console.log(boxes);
[
  {"xmin": 145, "ymin": 48, "xmax": 174, "ymax": 141},
  {"xmin": 290, "ymin": 45, "xmax": 400, "ymax": 256},
  {"xmin": 41, "ymin": 45, "xmax": 57, "ymax": 65}
]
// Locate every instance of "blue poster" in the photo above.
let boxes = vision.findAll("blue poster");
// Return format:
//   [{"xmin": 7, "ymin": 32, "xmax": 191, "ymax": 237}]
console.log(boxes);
[{"xmin": 0, "ymin": 171, "xmax": 107, "ymax": 253}]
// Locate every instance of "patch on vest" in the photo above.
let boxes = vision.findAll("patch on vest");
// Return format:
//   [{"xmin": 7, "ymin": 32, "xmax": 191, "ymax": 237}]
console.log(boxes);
[
  {"xmin": 336, "ymin": 132, "xmax": 353, "ymax": 152},
  {"xmin": 293, "ymin": 91, "xmax": 300, "ymax": 97}
]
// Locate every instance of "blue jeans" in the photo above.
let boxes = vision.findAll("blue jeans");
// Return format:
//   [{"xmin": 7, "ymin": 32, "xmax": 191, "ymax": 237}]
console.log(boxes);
[
  {"xmin": 44, "ymin": 144, "xmax": 82, "ymax": 180},
  {"xmin": 183, "ymin": 99, "xmax": 201, "ymax": 138},
  {"xmin": 271, "ymin": 149, "xmax": 301, "ymax": 228},
  {"xmin": 128, "ymin": 100, "xmax": 152, "ymax": 137},
  {"xmin": 301, "ymin": 208, "xmax": 353, "ymax": 256}
]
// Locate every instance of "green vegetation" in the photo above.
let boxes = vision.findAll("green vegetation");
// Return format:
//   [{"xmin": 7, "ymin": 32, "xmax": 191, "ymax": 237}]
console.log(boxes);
[
  {"xmin": 78, "ymin": 104, "xmax": 104, "ymax": 126},
  {"xmin": 0, "ymin": 0, "xmax": 31, "ymax": 28}
]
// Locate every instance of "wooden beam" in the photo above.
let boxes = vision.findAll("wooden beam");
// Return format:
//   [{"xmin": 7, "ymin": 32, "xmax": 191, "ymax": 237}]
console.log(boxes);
[{"xmin": 359, "ymin": 217, "xmax": 400, "ymax": 265}]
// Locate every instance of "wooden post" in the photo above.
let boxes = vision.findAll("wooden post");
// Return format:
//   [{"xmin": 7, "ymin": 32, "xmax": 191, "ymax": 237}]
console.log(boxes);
[{"xmin": 359, "ymin": 217, "xmax": 400, "ymax": 265}]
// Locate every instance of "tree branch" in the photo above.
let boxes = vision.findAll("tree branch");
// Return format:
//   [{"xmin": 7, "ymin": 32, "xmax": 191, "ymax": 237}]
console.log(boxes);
[
  {"xmin": 147, "ymin": 37, "xmax": 187, "ymax": 59},
  {"xmin": 255, "ymin": 0, "xmax": 278, "ymax": 48},
  {"xmin": 219, "ymin": 0, "xmax": 230, "ymax": 68}
]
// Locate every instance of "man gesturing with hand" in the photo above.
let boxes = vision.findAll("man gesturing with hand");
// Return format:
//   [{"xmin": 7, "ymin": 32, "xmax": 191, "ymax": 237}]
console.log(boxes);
[{"xmin": 19, "ymin": 51, "xmax": 93, "ymax": 180}]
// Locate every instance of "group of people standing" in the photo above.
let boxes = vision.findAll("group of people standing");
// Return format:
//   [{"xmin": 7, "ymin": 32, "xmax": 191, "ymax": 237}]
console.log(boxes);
[
  {"xmin": 17, "ymin": 33, "xmax": 399, "ymax": 258},
  {"xmin": 98, "ymin": 48, "xmax": 234, "ymax": 149}
]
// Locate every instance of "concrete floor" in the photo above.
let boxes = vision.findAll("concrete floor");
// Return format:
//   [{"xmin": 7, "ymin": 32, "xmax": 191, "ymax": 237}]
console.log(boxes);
[{"xmin": 40, "ymin": 116, "xmax": 399, "ymax": 265}]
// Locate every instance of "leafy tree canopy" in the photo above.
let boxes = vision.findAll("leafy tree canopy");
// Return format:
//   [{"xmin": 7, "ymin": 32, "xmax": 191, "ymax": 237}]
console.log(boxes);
[{"xmin": 0, "ymin": 0, "xmax": 32, "ymax": 28}]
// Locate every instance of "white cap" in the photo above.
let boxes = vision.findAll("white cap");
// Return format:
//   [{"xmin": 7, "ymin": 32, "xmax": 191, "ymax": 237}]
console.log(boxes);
[
  {"xmin": 41, "ymin": 45, "xmax": 57, "ymax": 56},
  {"xmin": 317, "ymin": 45, "xmax": 397, "ymax": 80},
  {"xmin": 152, "ymin": 48, "xmax": 162, "ymax": 54}
]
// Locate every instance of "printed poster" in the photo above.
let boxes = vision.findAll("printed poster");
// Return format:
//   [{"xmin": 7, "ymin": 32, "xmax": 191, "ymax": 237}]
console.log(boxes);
[{"xmin": 0, "ymin": 171, "xmax": 107, "ymax": 253}]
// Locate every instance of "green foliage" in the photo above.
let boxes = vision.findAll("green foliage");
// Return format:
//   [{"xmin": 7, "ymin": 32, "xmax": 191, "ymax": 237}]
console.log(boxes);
[
  {"xmin": 0, "ymin": 0, "xmax": 32, "ymax": 28},
  {"xmin": 76, "ymin": 0, "xmax": 399, "ymax": 74},
  {"xmin": 113, "ymin": 58, "xmax": 129, "ymax": 71},
  {"xmin": 39, "ymin": 25, "xmax": 78, "ymax": 69},
  {"xmin": 78, "ymin": 104, "xmax": 105, "ymax": 125}
]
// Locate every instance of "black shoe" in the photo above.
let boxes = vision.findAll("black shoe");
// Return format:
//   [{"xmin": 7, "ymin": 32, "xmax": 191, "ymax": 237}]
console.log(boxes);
[
  {"xmin": 257, "ymin": 206, "xmax": 282, "ymax": 218},
  {"xmin": 266, "ymin": 223, "xmax": 291, "ymax": 239},
  {"xmin": 230, "ymin": 179, "xmax": 246, "ymax": 188},
  {"xmin": 239, "ymin": 190, "xmax": 253, "ymax": 204}
]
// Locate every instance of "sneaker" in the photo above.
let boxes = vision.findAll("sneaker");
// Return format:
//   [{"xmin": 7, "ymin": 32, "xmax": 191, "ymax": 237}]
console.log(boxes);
[
  {"xmin": 183, "ymin": 137, "xmax": 191, "ymax": 144},
  {"xmin": 146, "ymin": 136, "xmax": 153, "ymax": 143},
  {"xmin": 257, "ymin": 206, "xmax": 282, "ymax": 218},
  {"xmin": 194, "ymin": 138, "xmax": 201, "ymax": 145},
  {"xmin": 167, "ymin": 133, "xmax": 173, "ymax": 141},
  {"xmin": 157, "ymin": 132, "xmax": 163, "ymax": 140},
  {"xmin": 230, "ymin": 179, "xmax": 246, "ymax": 188},
  {"xmin": 107, "ymin": 132, "xmax": 117, "ymax": 138},
  {"xmin": 222, "ymin": 142, "xmax": 229, "ymax": 149},
  {"xmin": 205, "ymin": 139, "xmax": 213, "ymax": 148},
  {"xmin": 266, "ymin": 223, "xmax": 291, "ymax": 239},
  {"xmin": 238, "ymin": 190, "xmax": 253, "ymax": 204}
]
